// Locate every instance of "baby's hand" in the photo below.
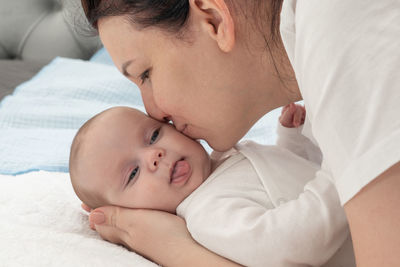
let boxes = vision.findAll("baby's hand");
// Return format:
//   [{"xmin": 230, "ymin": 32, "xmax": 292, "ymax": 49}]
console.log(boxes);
[{"xmin": 279, "ymin": 103, "xmax": 306, "ymax": 128}]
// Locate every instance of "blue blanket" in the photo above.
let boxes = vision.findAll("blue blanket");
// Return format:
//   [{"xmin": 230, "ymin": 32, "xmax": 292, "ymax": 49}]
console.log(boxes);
[{"xmin": 0, "ymin": 56, "xmax": 144, "ymax": 175}]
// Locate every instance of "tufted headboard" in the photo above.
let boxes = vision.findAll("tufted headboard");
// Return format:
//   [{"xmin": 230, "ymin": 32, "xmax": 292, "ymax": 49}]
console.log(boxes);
[{"xmin": 0, "ymin": 0, "xmax": 100, "ymax": 63}]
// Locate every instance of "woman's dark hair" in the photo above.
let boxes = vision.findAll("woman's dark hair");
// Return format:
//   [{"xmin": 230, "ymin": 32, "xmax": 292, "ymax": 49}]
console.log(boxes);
[
  {"xmin": 81, "ymin": 0, "xmax": 190, "ymax": 33},
  {"xmin": 81, "ymin": 0, "xmax": 284, "ymax": 40}
]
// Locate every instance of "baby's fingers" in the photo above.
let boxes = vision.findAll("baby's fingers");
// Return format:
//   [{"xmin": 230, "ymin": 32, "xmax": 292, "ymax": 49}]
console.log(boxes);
[
  {"xmin": 293, "ymin": 107, "xmax": 302, "ymax": 127},
  {"xmin": 279, "ymin": 103, "xmax": 296, "ymax": 127},
  {"xmin": 293, "ymin": 105, "xmax": 306, "ymax": 127},
  {"xmin": 281, "ymin": 104, "xmax": 291, "ymax": 115}
]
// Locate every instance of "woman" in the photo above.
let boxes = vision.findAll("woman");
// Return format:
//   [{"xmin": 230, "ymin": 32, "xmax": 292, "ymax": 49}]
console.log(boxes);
[{"xmin": 80, "ymin": 0, "xmax": 400, "ymax": 266}]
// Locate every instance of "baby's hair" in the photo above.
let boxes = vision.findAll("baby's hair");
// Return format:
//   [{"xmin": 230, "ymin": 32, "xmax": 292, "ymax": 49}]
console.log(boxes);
[{"xmin": 69, "ymin": 110, "xmax": 109, "ymax": 209}]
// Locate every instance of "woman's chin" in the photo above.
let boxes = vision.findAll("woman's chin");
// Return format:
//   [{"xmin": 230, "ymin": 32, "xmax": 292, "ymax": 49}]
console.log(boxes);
[{"xmin": 207, "ymin": 138, "xmax": 236, "ymax": 153}]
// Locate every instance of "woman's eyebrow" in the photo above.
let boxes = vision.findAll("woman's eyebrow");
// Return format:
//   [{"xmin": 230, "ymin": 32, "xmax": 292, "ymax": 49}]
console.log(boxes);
[{"xmin": 121, "ymin": 60, "xmax": 135, "ymax": 77}]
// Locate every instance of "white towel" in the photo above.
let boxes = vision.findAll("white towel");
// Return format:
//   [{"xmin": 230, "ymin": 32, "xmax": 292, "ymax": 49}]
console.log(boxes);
[{"xmin": 0, "ymin": 171, "xmax": 158, "ymax": 267}]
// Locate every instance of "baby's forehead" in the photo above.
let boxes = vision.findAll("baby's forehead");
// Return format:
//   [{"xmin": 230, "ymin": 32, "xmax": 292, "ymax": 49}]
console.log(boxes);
[
  {"xmin": 90, "ymin": 108, "xmax": 148, "ymax": 131},
  {"xmin": 102, "ymin": 107, "xmax": 148, "ymax": 122},
  {"xmin": 85, "ymin": 108, "xmax": 155, "ymax": 150}
]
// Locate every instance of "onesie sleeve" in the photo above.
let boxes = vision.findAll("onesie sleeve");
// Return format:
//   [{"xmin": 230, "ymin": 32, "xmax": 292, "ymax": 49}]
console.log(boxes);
[
  {"xmin": 276, "ymin": 123, "xmax": 322, "ymax": 165},
  {"xmin": 283, "ymin": 0, "xmax": 400, "ymax": 204},
  {"xmin": 183, "ymin": 172, "xmax": 349, "ymax": 267}
]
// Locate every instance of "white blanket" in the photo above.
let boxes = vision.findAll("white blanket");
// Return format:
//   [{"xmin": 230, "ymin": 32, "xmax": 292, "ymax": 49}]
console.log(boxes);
[{"xmin": 0, "ymin": 171, "xmax": 158, "ymax": 267}]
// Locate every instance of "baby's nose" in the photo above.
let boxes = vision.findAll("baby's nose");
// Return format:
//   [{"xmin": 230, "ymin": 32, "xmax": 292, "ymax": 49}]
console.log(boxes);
[{"xmin": 148, "ymin": 149, "xmax": 165, "ymax": 171}]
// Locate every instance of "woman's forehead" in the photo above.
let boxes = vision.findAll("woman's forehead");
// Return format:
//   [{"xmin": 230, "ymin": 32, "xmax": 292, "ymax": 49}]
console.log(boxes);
[
  {"xmin": 98, "ymin": 17, "xmax": 142, "ymax": 57},
  {"xmin": 98, "ymin": 15, "xmax": 161, "ymax": 48},
  {"xmin": 98, "ymin": 15, "xmax": 183, "ymax": 63}
]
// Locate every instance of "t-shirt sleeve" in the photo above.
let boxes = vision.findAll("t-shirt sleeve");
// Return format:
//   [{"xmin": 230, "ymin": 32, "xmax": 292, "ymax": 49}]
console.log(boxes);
[{"xmin": 285, "ymin": 0, "xmax": 400, "ymax": 204}]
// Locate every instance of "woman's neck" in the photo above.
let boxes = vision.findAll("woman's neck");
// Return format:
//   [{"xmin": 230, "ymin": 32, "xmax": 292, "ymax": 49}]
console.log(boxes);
[{"xmin": 247, "ymin": 35, "xmax": 301, "ymax": 121}]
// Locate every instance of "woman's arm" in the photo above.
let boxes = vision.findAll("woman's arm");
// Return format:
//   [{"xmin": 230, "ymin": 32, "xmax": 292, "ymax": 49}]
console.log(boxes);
[
  {"xmin": 281, "ymin": 0, "xmax": 400, "ymax": 264},
  {"xmin": 344, "ymin": 162, "xmax": 400, "ymax": 267},
  {"xmin": 88, "ymin": 207, "xmax": 242, "ymax": 267}
]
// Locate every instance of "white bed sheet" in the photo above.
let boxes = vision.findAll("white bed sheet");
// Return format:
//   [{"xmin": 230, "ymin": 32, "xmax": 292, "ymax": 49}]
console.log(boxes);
[{"xmin": 0, "ymin": 171, "xmax": 158, "ymax": 267}]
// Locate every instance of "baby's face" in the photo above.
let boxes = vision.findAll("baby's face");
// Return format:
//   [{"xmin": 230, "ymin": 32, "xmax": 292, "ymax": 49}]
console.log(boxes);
[{"xmin": 80, "ymin": 107, "xmax": 211, "ymax": 213}]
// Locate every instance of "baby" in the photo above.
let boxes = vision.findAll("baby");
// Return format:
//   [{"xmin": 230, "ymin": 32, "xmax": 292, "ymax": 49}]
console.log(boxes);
[{"xmin": 69, "ymin": 106, "xmax": 354, "ymax": 267}]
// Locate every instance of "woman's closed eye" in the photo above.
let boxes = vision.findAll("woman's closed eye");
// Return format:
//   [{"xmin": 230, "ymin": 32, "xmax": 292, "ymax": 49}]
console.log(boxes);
[
  {"xmin": 140, "ymin": 69, "xmax": 150, "ymax": 85},
  {"xmin": 150, "ymin": 128, "xmax": 160, "ymax": 144}
]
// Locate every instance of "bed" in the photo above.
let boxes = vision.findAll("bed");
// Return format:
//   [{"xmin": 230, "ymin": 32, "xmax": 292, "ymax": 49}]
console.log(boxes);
[{"xmin": 0, "ymin": 1, "xmax": 283, "ymax": 266}]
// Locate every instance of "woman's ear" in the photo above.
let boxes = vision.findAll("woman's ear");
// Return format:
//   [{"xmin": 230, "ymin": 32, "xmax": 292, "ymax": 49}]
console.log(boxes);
[{"xmin": 189, "ymin": 0, "xmax": 235, "ymax": 52}]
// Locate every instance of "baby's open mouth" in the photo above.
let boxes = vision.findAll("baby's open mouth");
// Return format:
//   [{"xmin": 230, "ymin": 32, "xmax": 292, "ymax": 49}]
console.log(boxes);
[{"xmin": 170, "ymin": 158, "xmax": 191, "ymax": 184}]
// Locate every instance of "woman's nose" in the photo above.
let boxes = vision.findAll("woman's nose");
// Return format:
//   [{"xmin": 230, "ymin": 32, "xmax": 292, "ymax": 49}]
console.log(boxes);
[
  {"xmin": 147, "ymin": 148, "xmax": 165, "ymax": 171},
  {"xmin": 142, "ymin": 92, "xmax": 170, "ymax": 122}
]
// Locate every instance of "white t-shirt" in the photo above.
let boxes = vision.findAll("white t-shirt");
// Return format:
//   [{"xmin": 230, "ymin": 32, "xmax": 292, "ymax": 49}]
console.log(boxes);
[{"xmin": 280, "ymin": 0, "xmax": 400, "ymax": 204}]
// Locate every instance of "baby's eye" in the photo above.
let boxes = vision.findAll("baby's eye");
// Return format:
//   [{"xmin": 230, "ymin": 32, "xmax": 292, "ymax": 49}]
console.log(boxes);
[
  {"xmin": 128, "ymin": 166, "xmax": 139, "ymax": 184},
  {"xmin": 140, "ymin": 69, "xmax": 150, "ymax": 85},
  {"xmin": 150, "ymin": 128, "xmax": 160, "ymax": 144}
]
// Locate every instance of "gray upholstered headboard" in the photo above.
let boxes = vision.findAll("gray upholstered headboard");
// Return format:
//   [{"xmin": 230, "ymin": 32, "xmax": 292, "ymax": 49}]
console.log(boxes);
[
  {"xmin": 0, "ymin": 0, "xmax": 101, "ymax": 100},
  {"xmin": 0, "ymin": 0, "xmax": 100, "ymax": 64}
]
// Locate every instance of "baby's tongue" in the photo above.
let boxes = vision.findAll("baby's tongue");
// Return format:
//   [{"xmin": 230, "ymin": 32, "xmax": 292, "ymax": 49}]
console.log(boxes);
[{"xmin": 172, "ymin": 160, "xmax": 190, "ymax": 181}]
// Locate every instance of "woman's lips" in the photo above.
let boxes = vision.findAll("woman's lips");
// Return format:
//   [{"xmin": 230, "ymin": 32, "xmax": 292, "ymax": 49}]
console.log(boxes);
[{"xmin": 170, "ymin": 159, "xmax": 191, "ymax": 185}]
